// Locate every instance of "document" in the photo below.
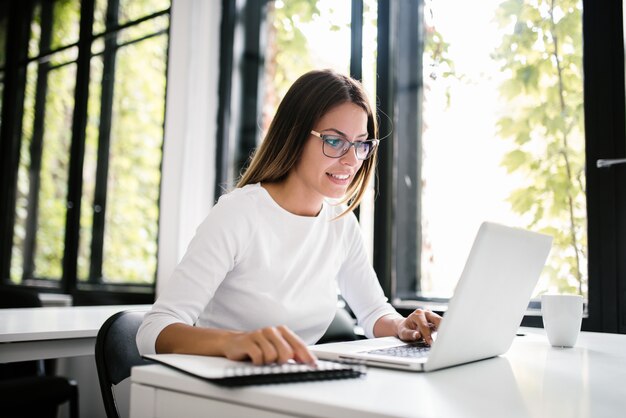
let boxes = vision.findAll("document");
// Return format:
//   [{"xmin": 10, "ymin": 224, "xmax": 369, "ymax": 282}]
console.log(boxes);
[{"xmin": 143, "ymin": 353, "xmax": 366, "ymax": 387}]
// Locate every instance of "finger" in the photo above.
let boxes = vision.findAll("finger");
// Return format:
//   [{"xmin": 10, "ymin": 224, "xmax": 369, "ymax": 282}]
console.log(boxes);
[
  {"xmin": 424, "ymin": 310, "xmax": 443, "ymax": 330},
  {"xmin": 409, "ymin": 310, "xmax": 434, "ymax": 345},
  {"xmin": 397, "ymin": 325, "xmax": 421, "ymax": 341},
  {"xmin": 253, "ymin": 329, "xmax": 279, "ymax": 364},
  {"xmin": 244, "ymin": 341, "xmax": 264, "ymax": 365},
  {"xmin": 278, "ymin": 325, "xmax": 318, "ymax": 365},
  {"xmin": 262, "ymin": 327, "xmax": 294, "ymax": 364},
  {"xmin": 223, "ymin": 334, "xmax": 262, "ymax": 363}
]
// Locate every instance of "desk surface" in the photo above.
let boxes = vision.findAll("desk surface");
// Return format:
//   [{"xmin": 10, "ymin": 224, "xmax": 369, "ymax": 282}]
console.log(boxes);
[
  {"xmin": 131, "ymin": 328, "xmax": 626, "ymax": 418},
  {"xmin": 0, "ymin": 304, "xmax": 151, "ymax": 362},
  {"xmin": 0, "ymin": 305, "xmax": 151, "ymax": 342}
]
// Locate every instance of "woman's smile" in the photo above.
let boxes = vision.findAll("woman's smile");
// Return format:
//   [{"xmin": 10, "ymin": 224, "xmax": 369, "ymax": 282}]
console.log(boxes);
[{"xmin": 326, "ymin": 171, "xmax": 352, "ymax": 185}]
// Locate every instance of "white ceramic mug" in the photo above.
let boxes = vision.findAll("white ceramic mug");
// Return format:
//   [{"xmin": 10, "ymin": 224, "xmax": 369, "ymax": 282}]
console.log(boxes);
[{"xmin": 541, "ymin": 294, "xmax": 583, "ymax": 347}]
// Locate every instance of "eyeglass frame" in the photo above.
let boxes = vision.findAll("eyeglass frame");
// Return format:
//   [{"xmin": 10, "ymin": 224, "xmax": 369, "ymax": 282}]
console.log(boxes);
[{"xmin": 310, "ymin": 130, "xmax": 380, "ymax": 161}]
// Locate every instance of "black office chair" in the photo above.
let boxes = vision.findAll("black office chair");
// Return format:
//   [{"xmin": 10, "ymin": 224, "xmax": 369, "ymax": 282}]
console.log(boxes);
[
  {"xmin": 0, "ymin": 287, "xmax": 79, "ymax": 418},
  {"xmin": 318, "ymin": 307, "xmax": 361, "ymax": 344},
  {"xmin": 95, "ymin": 310, "xmax": 150, "ymax": 418}
]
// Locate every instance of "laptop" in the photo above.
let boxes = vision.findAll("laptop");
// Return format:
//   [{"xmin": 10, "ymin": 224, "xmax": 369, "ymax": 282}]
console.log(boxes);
[{"xmin": 310, "ymin": 221, "xmax": 552, "ymax": 372}]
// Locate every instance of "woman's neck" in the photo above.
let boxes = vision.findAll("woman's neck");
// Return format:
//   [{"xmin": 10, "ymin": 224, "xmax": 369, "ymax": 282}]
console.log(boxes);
[{"xmin": 261, "ymin": 180, "xmax": 323, "ymax": 217}]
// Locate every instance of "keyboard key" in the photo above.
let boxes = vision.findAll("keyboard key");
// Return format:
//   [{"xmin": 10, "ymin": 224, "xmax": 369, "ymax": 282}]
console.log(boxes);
[{"xmin": 364, "ymin": 341, "xmax": 431, "ymax": 358}]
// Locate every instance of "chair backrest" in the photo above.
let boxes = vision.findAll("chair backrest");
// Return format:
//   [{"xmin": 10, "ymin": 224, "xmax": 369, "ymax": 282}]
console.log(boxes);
[
  {"xmin": 318, "ymin": 307, "xmax": 358, "ymax": 344},
  {"xmin": 95, "ymin": 310, "xmax": 150, "ymax": 418}
]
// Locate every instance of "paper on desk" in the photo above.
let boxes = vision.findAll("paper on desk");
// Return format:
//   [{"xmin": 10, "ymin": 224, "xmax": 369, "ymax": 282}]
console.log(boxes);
[
  {"xmin": 143, "ymin": 354, "xmax": 251, "ymax": 378},
  {"xmin": 142, "ymin": 353, "xmax": 349, "ymax": 380}
]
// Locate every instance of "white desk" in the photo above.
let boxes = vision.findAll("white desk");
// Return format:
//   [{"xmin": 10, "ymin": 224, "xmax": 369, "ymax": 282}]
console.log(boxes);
[
  {"xmin": 0, "ymin": 305, "xmax": 151, "ymax": 363},
  {"xmin": 130, "ymin": 328, "xmax": 626, "ymax": 418}
]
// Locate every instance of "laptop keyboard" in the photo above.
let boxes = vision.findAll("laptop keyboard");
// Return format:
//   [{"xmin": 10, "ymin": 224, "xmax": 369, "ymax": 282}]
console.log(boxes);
[{"xmin": 364, "ymin": 341, "xmax": 431, "ymax": 358}]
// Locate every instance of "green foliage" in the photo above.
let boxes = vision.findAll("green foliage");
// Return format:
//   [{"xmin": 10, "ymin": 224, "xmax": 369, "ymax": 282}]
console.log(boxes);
[
  {"xmin": 34, "ymin": 64, "xmax": 75, "ymax": 279},
  {"xmin": 493, "ymin": 0, "xmax": 586, "ymax": 296},
  {"xmin": 98, "ymin": 33, "xmax": 167, "ymax": 284},
  {"xmin": 266, "ymin": 0, "xmax": 322, "ymax": 107},
  {"xmin": 51, "ymin": 0, "xmax": 81, "ymax": 50},
  {"xmin": 119, "ymin": 0, "xmax": 170, "ymax": 24},
  {"xmin": 422, "ymin": 0, "xmax": 458, "ymax": 109}
]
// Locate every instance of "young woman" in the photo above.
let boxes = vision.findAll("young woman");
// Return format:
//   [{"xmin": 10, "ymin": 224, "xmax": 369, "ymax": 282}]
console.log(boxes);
[{"xmin": 137, "ymin": 69, "xmax": 441, "ymax": 365}]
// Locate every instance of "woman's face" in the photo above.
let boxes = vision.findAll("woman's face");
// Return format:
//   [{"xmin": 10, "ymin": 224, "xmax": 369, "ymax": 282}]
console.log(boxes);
[{"xmin": 290, "ymin": 102, "xmax": 368, "ymax": 203}]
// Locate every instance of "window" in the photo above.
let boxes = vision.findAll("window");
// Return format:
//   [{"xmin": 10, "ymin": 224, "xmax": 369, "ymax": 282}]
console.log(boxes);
[
  {"xmin": 0, "ymin": 0, "xmax": 170, "ymax": 301},
  {"xmin": 218, "ymin": 0, "xmax": 625, "ymax": 333},
  {"xmin": 414, "ymin": 0, "xmax": 586, "ymax": 300},
  {"xmin": 385, "ymin": 0, "xmax": 625, "ymax": 333}
]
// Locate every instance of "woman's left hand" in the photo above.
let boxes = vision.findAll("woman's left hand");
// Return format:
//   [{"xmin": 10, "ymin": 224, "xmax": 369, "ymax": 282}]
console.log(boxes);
[{"xmin": 396, "ymin": 309, "xmax": 442, "ymax": 345}]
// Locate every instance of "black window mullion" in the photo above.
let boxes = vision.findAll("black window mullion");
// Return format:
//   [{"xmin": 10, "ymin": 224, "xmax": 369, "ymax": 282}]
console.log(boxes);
[
  {"xmin": 350, "ymin": 0, "xmax": 363, "ymax": 221},
  {"xmin": 374, "ymin": 0, "xmax": 422, "ymax": 300},
  {"xmin": 215, "ymin": 0, "xmax": 237, "ymax": 201},
  {"xmin": 88, "ymin": 0, "xmax": 120, "ymax": 284},
  {"xmin": 583, "ymin": 0, "xmax": 626, "ymax": 333},
  {"xmin": 374, "ymin": 0, "xmax": 396, "ymax": 297},
  {"xmin": 24, "ymin": 41, "xmax": 79, "ymax": 69},
  {"xmin": 350, "ymin": 0, "xmax": 363, "ymax": 82},
  {"xmin": 0, "ymin": 1, "xmax": 33, "ymax": 283},
  {"xmin": 113, "ymin": 28, "xmax": 167, "ymax": 50},
  {"xmin": 234, "ymin": 0, "xmax": 268, "ymax": 179},
  {"xmin": 62, "ymin": 0, "xmax": 95, "ymax": 294},
  {"xmin": 394, "ymin": 0, "xmax": 422, "ymax": 299},
  {"xmin": 22, "ymin": 0, "xmax": 54, "ymax": 281}
]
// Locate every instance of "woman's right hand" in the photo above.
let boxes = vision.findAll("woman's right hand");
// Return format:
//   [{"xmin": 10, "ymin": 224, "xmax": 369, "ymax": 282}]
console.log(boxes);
[{"xmin": 221, "ymin": 325, "xmax": 317, "ymax": 366}]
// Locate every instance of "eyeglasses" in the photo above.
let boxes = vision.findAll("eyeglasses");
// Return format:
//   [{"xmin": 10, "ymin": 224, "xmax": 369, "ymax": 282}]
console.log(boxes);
[{"xmin": 310, "ymin": 130, "xmax": 380, "ymax": 161}]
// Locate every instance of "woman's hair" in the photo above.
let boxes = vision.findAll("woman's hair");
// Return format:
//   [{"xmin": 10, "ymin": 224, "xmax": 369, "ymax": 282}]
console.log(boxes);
[{"xmin": 237, "ymin": 69, "xmax": 378, "ymax": 216}]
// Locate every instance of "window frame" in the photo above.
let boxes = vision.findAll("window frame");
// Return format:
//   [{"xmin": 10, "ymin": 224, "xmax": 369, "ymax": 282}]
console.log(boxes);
[{"xmin": 0, "ymin": 0, "xmax": 171, "ymax": 304}]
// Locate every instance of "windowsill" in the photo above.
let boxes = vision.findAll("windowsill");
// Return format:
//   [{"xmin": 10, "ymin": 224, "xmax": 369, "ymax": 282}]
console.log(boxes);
[
  {"xmin": 392, "ymin": 298, "xmax": 585, "ymax": 318},
  {"xmin": 38, "ymin": 293, "xmax": 73, "ymax": 307},
  {"xmin": 393, "ymin": 298, "xmax": 450, "ymax": 313}
]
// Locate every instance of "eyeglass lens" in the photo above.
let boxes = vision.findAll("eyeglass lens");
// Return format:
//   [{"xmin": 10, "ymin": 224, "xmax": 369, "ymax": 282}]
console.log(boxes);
[{"xmin": 323, "ymin": 136, "xmax": 374, "ymax": 160}]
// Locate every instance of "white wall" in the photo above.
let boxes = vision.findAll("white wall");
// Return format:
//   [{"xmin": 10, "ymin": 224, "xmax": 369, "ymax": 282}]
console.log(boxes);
[{"xmin": 157, "ymin": 0, "xmax": 222, "ymax": 296}]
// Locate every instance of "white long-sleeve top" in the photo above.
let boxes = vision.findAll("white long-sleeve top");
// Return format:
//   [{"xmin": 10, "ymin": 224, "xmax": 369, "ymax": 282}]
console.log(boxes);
[{"xmin": 137, "ymin": 183, "xmax": 400, "ymax": 355}]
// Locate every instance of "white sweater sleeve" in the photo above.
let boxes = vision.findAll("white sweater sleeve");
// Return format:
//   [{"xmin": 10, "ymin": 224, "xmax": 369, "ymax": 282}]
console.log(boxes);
[
  {"xmin": 336, "ymin": 214, "xmax": 401, "ymax": 338},
  {"xmin": 136, "ymin": 194, "xmax": 255, "ymax": 355}
]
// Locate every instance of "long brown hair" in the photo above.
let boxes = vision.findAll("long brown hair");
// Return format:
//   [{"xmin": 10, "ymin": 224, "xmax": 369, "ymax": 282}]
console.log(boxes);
[{"xmin": 237, "ymin": 69, "xmax": 378, "ymax": 216}]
